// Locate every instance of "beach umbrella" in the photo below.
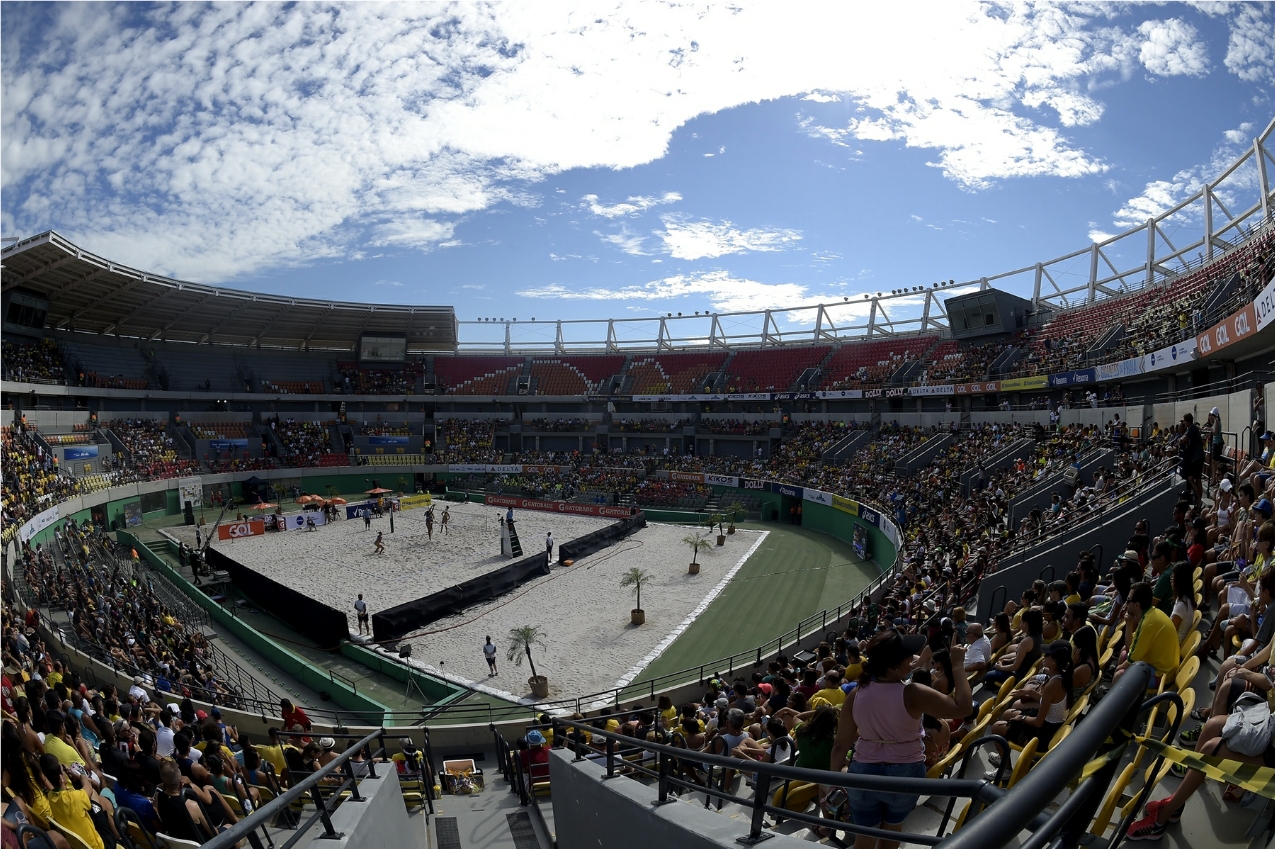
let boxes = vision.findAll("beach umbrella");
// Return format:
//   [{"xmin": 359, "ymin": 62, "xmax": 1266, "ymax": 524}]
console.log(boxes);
[
  {"xmin": 251, "ymin": 502, "xmax": 277, "ymax": 511},
  {"xmin": 327, "ymin": 497, "xmax": 347, "ymax": 505},
  {"xmin": 364, "ymin": 487, "xmax": 392, "ymax": 495}
]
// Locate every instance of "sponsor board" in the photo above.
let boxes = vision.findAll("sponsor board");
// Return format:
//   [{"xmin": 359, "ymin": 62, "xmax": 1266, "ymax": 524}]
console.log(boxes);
[
  {"xmin": 217, "ymin": 519, "xmax": 266, "ymax": 540},
  {"xmin": 802, "ymin": 488, "xmax": 833, "ymax": 506},
  {"xmin": 398, "ymin": 493, "xmax": 433, "ymax": 510},
  {"xmin": 771, "ymin": 483, "xmax": 804, "ymax": 499},
  {"xmin": 19, "ymin": 505, "xmax": 59, "ymax": 543},
  {"xmin": 367, "ymin": 435, "xmax": 410, "ymax": 445},
  {"xmin": 816, "ymin": 389, "xmax": 864, "ymax": 399},
  {"xmin": 705, "ymin": 474, "xmax": 739, "ymax": 487},
  {"xmin": 832, "ymin": 495, "xmax": 859, "ymax": 516},
  {"xmin": 1255, "ymin": 276, "xmax": 1275, "ymax": 332},
  {"xmin": 669, "ymin": 471, "xmax": 706, "ymax": 484},
  {"xmin": 907, "ymin": 384, "xmax": 955, "ymax": 397},
  {"xmin": 1196, "ymin": 302, "xmax": 1258, "ymax": 357},
  {"xmin": 954, "ymin": 381, "xmax": 1000, "ymax": 395},
  {"xmin": 1143, "ymin": 339, "xmax": 1196, "ymax": 373},
  {"xmin": 483, "ymin": 494, "xmax": 633, "ymax": 519},
  {"xmin": 178, "ymin": 476, "xmax": 203, "ymax": 508},
  {"xmin": 1049, "ymin": 369, "xmax": 1096, "ymax": 387},
  {"xmin": 998, "ymin": 375, "xmax": 1049, "ymax": 391},
  {"xmin": 741, "ymin": 477, "xmax": 768, "ymax": 491},
  {"xmin": 857, "ymin": 505, "xmax": 880, "ymax": 526},
  {"xmin": 1094, "ymin": 357, "xmax": 1146, "ymax": 381},
  {"xmin": 277, "ymin": 512, "xmax": 328, "ymax": 530},
  {"xmin": 448, "ymin": 464, "xmax": 523, "ymax": 474},
  {"xmin": 63, "ymin": 445, "xmax": 99, "ymax": 460},
  {"xmin": 209, "ymin": 439, "xmax": 249, "ymax": 452},
  {"xmin": 521, "ymin": 464, "xmax": 562, "ymax": 474},
  {"xmin": 345, "ymin": 498, "xmax": 400, "ymax": 519}
]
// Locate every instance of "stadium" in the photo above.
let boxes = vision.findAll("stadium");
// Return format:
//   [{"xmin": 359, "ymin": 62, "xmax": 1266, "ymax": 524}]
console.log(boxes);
[{"xmin": 5, "ymin": 14, "xmax": 1275, "ymax": 849}]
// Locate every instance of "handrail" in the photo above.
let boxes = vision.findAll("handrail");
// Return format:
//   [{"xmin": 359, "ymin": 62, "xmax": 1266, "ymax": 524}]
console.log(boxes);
[
  {"xmin": 936, "ymin": 662, "xmax": 1155, "ymax": 849},
  {"xmin": 202, "ymin": 727, "xmax": 386, "ymax": 849}
]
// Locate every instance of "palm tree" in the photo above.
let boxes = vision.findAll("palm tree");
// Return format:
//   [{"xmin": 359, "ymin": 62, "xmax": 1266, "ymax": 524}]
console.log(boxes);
[
  {"xmin": 684, "ymin": 532, "xmax": 713, "ymax": 567},
  {"xmin": 619, "ymin": 567, "xmax": 653, "ymax": 611},
  {"xmin": 726, "ymin": 502, "xmax": 746, "ymax": 532},
  {"xmin": 507, "ymin": 625, "xmax": 548, "ymax": 679}
]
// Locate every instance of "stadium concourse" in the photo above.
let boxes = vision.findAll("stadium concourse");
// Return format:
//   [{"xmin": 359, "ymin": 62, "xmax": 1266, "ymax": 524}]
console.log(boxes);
[{"xmin": 3, "ymin": 231, "xmax": 1275, "ymax": 847}]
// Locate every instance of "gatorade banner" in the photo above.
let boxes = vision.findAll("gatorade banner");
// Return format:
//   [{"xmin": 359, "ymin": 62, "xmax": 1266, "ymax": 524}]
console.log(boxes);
[
  {"xmin": 669, "ymin": 471, "xmax": 706, "ymax": 483},
  {"xmin": 399, "ymin": 493, "xmax": 433, "ymax": 510},
  {"xmin": 484, "ymin": 494, "xmax": 633, "ymax": 519},
  {"xmin": 217, "ymin": 518, "xmax": 266, "ymax": 540}
]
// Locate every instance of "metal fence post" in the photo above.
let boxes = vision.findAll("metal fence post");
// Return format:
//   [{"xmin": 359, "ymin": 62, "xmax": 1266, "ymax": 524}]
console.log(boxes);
[{"xmin": 739, "ymin": 769, "xmax": 773, "ymax": 845}]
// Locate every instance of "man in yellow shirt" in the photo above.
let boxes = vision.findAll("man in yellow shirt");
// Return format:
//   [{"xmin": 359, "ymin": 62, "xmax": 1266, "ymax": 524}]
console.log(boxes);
[
  {"xmin": 811, "ymin": 670, "xmax": 847, "ymax": 706},
  {"xmin": 39, "ymin": 755, "xmax": 107, "ymax": 849},
  {"xmin": 1115, "ymin": 582, "xmax": 1180, "ymax": 686},
  {"xmin": 42, "ymin": 712, "xmax": 87, "ymax": 770},
  {"xmin": 255, "ymin": 727, "xmax": 293, "ymax": 778}
]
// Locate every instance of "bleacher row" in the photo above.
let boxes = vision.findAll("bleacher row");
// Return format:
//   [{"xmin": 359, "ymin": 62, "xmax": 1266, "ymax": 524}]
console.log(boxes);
[{"xmin": 4, "ymin": 229, "xmax": 1271, "ymax": 398}]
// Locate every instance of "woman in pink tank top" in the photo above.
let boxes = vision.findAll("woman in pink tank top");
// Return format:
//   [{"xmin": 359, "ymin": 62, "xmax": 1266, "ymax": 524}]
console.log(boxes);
[{"xmin": 829, "ymin": 630, "xmax": 973, "ymax": 849}]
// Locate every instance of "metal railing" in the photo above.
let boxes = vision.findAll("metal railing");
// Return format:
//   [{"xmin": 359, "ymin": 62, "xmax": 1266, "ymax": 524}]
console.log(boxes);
[
  {"xmin": 530, "ymin": 663, "xmax": 1154, "ymax": 847},
  {"xmin": 203, "ymin": 728, "xmax": 389, "ymax": 849}
]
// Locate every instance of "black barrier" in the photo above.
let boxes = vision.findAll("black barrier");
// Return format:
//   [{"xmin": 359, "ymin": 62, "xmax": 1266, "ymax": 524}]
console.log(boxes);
[
  {"xmin": 371, "ymin": 551, "xmax": 551, "ymax": 643},
  {"xmin": 558, "ymin": 513, "xmax": 646, "ymax": 564},
  {"xmin": 205, "ymin": 548, "xmax": 350, "ymax": 649}
]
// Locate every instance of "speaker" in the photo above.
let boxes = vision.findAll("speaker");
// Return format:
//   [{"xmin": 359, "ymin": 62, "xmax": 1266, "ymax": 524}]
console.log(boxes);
[
  {"xmin": 399, "ymin": 644, "xmax": 412, "ymax": 658},
  {"xmin": 183, "ymin": 501, "xmax": 195, "ymax": 526}
]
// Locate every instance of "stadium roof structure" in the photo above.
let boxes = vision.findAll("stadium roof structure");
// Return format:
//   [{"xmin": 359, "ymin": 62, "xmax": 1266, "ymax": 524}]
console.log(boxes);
[{"xmin": 0, "ymin": 231, "xmax": 457, "ymax": 353}]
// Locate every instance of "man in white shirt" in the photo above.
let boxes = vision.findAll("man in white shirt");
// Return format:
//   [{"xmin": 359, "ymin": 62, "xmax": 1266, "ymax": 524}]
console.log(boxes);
[
  {"xmin": 155, "ymin": 706, "xmax": 177, "ymax": 757},
  {"xmin": 963, "ymin": 623, "xmax": 993, "ymax": 676},
  {"xmin": 129, "ymin": 675, "xmax": 150, "ymax": 703}
]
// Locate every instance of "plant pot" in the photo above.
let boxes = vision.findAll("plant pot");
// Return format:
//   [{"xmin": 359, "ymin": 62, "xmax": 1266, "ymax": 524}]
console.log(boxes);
[
  {"xmin": 631, "ymin": 609, "xmax": 645, "ymax": 625},
  {"xmin": 727, "ymin": 525, "xmax": 736, "ymax": 534},
  {"xmin": 528, "ymin": 676, "xmax": 549, "ymax": 699},
  {"xmin": 716, "ymin": 535, "xmax": 726, "ymax": 546},
  {"xmin": 688, "ymin": 562, "xmax": 700, "ymax": 575}
]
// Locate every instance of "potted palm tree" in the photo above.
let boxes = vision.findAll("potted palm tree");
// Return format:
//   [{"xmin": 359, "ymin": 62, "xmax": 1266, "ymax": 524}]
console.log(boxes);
[
  {"xmin": 708, "ymin": 512, "xmax": 727, "ymax": 546},
  {"xmin": 726, "ymin": 502, "xmax": 746, "ymax": 534},
  {"xmin": 507, "ymin": 625, "xmax": 550, "ymax": 699},
  {"xmin": 620, "ymin": 567, "xmax": 652, "ymax": 625},
  {"xmin": 684, "ymin": 532, "xmax": 712, "ymax": 574}
]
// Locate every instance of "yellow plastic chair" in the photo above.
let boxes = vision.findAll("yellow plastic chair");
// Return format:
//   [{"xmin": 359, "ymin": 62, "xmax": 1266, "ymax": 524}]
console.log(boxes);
[
  {"xmin": 1006, "ymin": 736, "xmax": 1039, "ymax": 788},
  {"xmin": 46, "ymin": 818, "xmax": 95, "ymax": 849}
]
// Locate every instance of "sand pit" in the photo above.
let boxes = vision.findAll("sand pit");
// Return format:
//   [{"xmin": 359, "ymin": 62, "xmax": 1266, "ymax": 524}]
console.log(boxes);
[
  {"xmin": 172, "ymin": 502, "xmax": 767, "ymax": 702},
  {"xmin": 167, "ymin": 501, "xmax": 614, "ymax": 614},
  {"xmin": 390, "ymin": 523, "xmax": 767, "ymax": 702}
]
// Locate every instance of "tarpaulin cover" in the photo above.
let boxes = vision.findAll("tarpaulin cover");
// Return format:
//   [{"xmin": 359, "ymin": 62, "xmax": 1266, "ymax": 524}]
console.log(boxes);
[
  {"xmin": 206, "ymin": 547, "xmax": 350, "ymax": 648},
  {"xmin": 372, "ymin": 551, "xmax": 551, "ymax": 643},
  {"xmin": 558, "ymin": 513, "xmax": 646, "ymax": 565}
]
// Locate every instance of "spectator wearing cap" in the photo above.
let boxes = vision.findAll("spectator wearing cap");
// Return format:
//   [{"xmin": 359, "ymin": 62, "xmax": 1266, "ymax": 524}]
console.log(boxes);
[
  {"xmin": 128, "ymin": 675, "xmax": 149, "ymax": 703},
  {"xmin": 519, "ymin": 730, "xmax": 550, "ymax": 779}
]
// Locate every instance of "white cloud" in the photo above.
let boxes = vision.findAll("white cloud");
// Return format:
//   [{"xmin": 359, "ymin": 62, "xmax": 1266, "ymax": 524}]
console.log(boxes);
[
  {"xmin": 1225, "ymin": 4, "xmax": 1275, "ymax": 82},
  {"xmin": 581, "ymin": 191, "xmax": 682, "ymax": 218},
  {"xmin": 1110, "ymin": 123, "xmax": 1255, "ymax": 229},
  {"xmin": 1137, "ymin": 19, "xmax": 1209, "ymax": 77},
  {"xmin": 656, "ymin": 215, "xmax": 802, "ymax": 260},
  {"xmin": 0, "ymin": 2, "xmax": 1253, "ymax": 281},
  {"xmin": 802, "ymin": 92, "xmax": 840, "ymax": 103},
  {"xmin": 596, "ymin": 226, "xmax": 649, "ymax": 256},
  {"xmin": 518, "ymin": 270, "xmax": 832, "ymax": 313}
]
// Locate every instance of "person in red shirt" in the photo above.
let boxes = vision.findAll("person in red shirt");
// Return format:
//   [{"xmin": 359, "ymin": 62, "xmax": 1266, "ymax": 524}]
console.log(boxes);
[
  {"xmin": 518, "ymin": 730, "xmax": 550, "ymax": 780},
  {"xmin": 281, "ymin": 699, "xmax": 312, "ymax": 739}
]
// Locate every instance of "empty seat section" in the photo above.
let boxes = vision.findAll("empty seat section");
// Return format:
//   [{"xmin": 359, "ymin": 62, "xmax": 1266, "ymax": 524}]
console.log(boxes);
[
  {"xmin": 190, "ymin": 422, "xmax": 252, "ymax": 439},
  {"xmin": 529, "ymin": 361, "xmax": 588, "ymax": 395},
  {"xmin": 434, "ymin": 356, "xmax": 523, "ymax": 394},
  {"xmin": 629, "ymin": 352, "xmax": 726, "ymax": 394},
  {"xmin": 558, "ymin": 355, "xmax": 625, "ymax": 387},
  {"xmin": 57, "ymin": 335, "xmax": 151, "ymax": 389},
  {"xmin": 820, "ymin": 336, "xmax": 936, "ymax": 389},
  {"xmin": 723, "ymin": 346, "xmax": 829, "ymax": 392}
]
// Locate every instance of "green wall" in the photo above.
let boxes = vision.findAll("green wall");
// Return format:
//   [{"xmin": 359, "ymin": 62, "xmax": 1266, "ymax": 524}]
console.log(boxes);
[{"xmin": 800, "ymin": 501, "xmax": 896, "ymax": 568}]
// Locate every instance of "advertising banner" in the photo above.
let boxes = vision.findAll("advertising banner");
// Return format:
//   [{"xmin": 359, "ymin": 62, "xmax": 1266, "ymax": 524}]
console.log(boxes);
[
  {"xmin": 521, "ymin": 464, "xmax": 562, "ymax": 474},
  {"xmin": 880, "ymin": 518, "xmax": 900, "ymax": 547},
  {"xmin": 483, "ymin": 494, "xmax": 634, "ymax": 519},
  {"xmin": 1094, "ymin": 357, "xmax": 1146, "ymax": 381},
  {"xmin": 856, "ymin": 504, "xmax": 881, "ymax": 526},
  {"xmin": 954, "ymin": 381, "xmax": 1000, "ymax": 395},
  {"xmin": 1196, "ymin": 302, "xmax": 1258, "ymax": 357},
  {"xmin": 276, "ymin": 512, "xmax": 327, "ymax": 531},
  {"xmin": 345, "ymin": 498, "xmax": 400, "ymax": 519},
  {"xmin": 1254, "ymin": 276, "xmax": 1275, "ymax": 332},
  {"xmin": 741, "ymin": 477, "xmax": 768, "ymax": 491},
  {"xmin": 907, "ymin": 384, "xmax": 955, "ymax": 396},
  {"xmin": 1048, "ymin": 369, "xmax": 1097, "ymax": 387},
  {"xmin": 123, "ymin": 502, "xmax": 143, "ymax": 528},
  {"xmin": 1142, "ymin": 339, "xmax": 1196, "ymax": 372},
  {"xmin": 209, "ymin": 439, "xmax": 249, "ymax": 452},
  {"xmin": 832, "ymin": 494, "xmax": 860, "ymax": 516},
  {"xmin": 448, "ymin": 464, "xmax": 523, "ymax": 474},
  {"xmin": 367, "ymin": 435, "xmax": 410, "ymax": 445},
  {"xmin": 802, "ymin": 488, "xmax": 833, "ymax": 506},
  {"xmin": 704, "ymin": 474, "xmax": 740, "ymax": 488},
  {"xmin": 217, "ymin": 518, "xmax": 266, "ymax": 540},
  {"xmin": 398, "ymin": 493, "xmax": 433, "ymax": 510},
  {"xmin": 63, "ymin": 445, "xmax": 99, "ymax": 460},
  {"xmin": 19, "ymin": 505, "xmax": 59, "ymax": 543},
  {"xmin": 771, "ymin": 483, "xmax": 804, "ymax": 500},
  {"xmin": 816, "ymin": 389, "xmax": 865, "ymax": 399},
  {"xmin": 177, "ymin": 476, "xmax": 203, "ymax": 508},
  {"xmin": 669, "ymin": 471, "xmax": 706, "ymax": 484},
  {"xmin": 998, "ymin": 375, "xmax": 1049, "ymax": 391}
]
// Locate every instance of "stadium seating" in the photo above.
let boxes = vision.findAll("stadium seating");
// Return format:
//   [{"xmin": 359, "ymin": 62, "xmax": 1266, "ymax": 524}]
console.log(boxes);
[
  {"xmin": 434, "ymin": 355, "xmax": 524, "ymax": 394},
  {"xmin": 722, "ymin": 345, "xmax": 829, "ymax": 392},
  {"xmin": 529, "ymin": 355, "xmax": 625, "ymax": 395},
  {"xmin": 628, "ymin": 352, "xmax": 727, "ymax": 394},
  {"xmin": 820, "ymin": 335, "xmax": 937, "ymax": 389}
]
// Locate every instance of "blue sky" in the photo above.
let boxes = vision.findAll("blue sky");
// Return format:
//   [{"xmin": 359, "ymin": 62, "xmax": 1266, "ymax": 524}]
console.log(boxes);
[{"xmin": 3, "ymin": 2, "xmax": 1275, "ymax": 338}]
